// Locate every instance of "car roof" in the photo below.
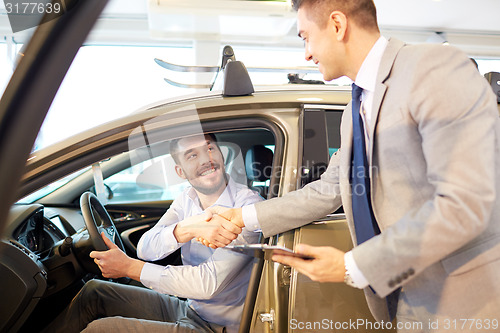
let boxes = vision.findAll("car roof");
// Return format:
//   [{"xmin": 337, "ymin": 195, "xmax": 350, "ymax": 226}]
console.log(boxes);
[
  {"xmin": 30, "ymin": 84, "xmax": 351, "ymax": 161},
  {"xmin": 20, "ymin": 84, "xmax": 350, "ymax": 199}
]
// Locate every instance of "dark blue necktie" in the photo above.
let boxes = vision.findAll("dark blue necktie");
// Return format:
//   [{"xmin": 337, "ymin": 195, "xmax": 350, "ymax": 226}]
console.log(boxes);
[
  {"xmin": 350, "ymin": 83, "xmax": 380, "ymax": 244},
  {"xmin": 350, "ymin": 83, "xmax": 399, "ymax": 320}
]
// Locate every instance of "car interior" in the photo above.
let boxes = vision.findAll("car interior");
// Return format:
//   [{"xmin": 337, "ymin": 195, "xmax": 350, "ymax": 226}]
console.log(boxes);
[{"xmin": 1, "ymin": 126, "xmax": 277, "ymax": 333}]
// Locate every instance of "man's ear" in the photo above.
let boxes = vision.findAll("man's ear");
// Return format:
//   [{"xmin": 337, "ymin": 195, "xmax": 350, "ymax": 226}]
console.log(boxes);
[
  {"xmin": 175, "ymin": 165, "xmax": 186, "ymax": 179},
  {"xmin": 330, "ymin": 11, "xmax": 347, "ymax": 41}
]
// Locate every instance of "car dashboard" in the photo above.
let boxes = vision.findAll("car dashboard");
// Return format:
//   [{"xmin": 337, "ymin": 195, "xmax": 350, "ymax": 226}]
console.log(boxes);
[
  {"xmin": 11, "ymin": 205, "xmax": 69, "ymax": 255},
  {"xmin": 1, "ymin": 204, "xmax": 86, "ymax": 333}
]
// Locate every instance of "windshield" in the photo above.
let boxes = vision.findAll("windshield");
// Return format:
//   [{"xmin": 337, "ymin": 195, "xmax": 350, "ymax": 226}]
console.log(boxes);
[{"xmin": 17, "ymin": 167, "xmax": 90, "ymax": 204}]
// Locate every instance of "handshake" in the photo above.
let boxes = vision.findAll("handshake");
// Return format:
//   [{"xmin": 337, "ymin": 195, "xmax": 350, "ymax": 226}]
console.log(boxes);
[
  {"xmin": 174, "ymin": 206, "xmax": 245, "ymax": 249},
  {"xmin": 180, "ymin": 205, "xmax": 342, "ymax": 284}
]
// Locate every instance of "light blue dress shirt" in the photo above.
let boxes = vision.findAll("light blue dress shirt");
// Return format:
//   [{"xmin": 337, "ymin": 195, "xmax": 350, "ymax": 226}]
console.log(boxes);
[{"xmin": 137, "ymin": 176, "xmax": 263, "ymax": 332}]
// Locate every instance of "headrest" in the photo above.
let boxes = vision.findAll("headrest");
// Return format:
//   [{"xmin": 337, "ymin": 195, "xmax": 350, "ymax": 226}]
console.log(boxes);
[{"xmin": 245, "ymin": 145, "xmax": 273, "ymax": 182}]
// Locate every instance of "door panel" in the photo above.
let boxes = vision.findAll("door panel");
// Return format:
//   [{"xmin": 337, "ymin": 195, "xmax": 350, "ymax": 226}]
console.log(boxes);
[{"xmin": 290, "ymin": 216, "xmax": 395, "ymax": 333}]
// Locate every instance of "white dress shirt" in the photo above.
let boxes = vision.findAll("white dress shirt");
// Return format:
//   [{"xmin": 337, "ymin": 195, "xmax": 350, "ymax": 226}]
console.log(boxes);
[
  {"xmin": 137, "ymin": 176, "xmax": 263, "ymax": 332},
  {"xmin": 242, "ymin": 36, "xmax": 389, "ymax": 290},
  {"xmin": 344, "ymin": 36, "xmax": 388, "ymax": 288}
]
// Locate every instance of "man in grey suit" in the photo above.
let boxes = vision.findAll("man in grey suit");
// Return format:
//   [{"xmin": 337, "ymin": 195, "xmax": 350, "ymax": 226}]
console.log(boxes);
[{"xmin": 205, "ymin": 0, "xmax": 500, "ymax": 331}]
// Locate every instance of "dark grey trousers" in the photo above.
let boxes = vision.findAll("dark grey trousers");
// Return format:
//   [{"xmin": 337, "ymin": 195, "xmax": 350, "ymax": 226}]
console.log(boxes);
[{"xmin": 42, "ymin": 279, "xmax": 226, "ymax": 333}]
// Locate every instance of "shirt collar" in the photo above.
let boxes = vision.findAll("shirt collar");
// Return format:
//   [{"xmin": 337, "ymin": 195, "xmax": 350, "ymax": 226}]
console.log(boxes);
[
  {"xmin": 186, "ymin": 175, "xmax": 237, "ymax": 209},
  {"xmin": 355, "ymin": 36, "xmax": 388, "ymax": 93}
]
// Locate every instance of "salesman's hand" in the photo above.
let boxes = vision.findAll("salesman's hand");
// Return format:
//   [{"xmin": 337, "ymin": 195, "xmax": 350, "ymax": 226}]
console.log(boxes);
[
  {"xmin": 272, "ymin": 244, "xmax": 346, "ymax": 283},
  {"xmin": 90, "ymin": 232, "xmax": 144, "ymax": 280},
  {"xmin": 175, "ymin": 210, "xmax": 242, "ymax": 249},
  {"xmin": 206, "ymin": 206, "xmax": 245, "ymax": 228},
  {"xmin": 196, "ymin": 207, "xmax": 244, "ymax": 248}
]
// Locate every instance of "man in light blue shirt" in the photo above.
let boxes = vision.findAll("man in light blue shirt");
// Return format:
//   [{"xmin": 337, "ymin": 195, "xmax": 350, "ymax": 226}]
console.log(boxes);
[{"xmin": 42, "ymin": 133, "xmax": 263, "ymax": 333}]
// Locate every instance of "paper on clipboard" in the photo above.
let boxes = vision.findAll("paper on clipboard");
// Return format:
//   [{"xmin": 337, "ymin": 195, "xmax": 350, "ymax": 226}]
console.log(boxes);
[{"xmin": 223, "ymin": 244, "xmax": 314, "ymax": 260}]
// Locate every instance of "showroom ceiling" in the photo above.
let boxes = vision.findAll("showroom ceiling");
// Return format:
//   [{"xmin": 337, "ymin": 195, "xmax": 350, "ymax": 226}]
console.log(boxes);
[{"xmin": 1, "ymin": 0, "xmax": 500, "ymax": 56}]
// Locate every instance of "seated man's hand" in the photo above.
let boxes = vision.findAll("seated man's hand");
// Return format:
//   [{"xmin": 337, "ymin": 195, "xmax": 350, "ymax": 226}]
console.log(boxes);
[
  {"xmin": 174, "ymin": 210, "xmax": 242, "ymax": 248},
  {"xmin": 196, "ymin": 207, "xmax": 245, "ymax": 249},
  {"xmin": 271, "ymin": 244, "xmax": 345, "ymax": 283},
  {"xmin": 90, "ymin": 232, "xmax": 144, "ymax": 280}
]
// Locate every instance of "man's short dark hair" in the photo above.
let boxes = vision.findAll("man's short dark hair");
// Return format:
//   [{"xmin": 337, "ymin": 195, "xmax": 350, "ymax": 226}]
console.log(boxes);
[
  {"xmin": 169, "ymin": 133, "xmax": 219, "ymax": 165},
  {"xmin": 291, "ymin": 0, "xmax": 378, "ymax": 31}
]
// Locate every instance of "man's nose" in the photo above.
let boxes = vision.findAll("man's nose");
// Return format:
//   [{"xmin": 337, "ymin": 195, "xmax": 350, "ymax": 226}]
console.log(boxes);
[
  {"xmin": 199, "ymin": 150, "xmax": 214, "ymax": 164},
  {"xmin": 305, "ymin": 46, "xmax": 313, "ymax": 61}
]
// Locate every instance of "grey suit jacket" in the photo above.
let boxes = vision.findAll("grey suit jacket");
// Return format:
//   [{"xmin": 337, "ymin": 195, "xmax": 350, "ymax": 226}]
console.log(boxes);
[{"xmin": 255, "ymin": 38, "xmax": 500, "ymax": 322}]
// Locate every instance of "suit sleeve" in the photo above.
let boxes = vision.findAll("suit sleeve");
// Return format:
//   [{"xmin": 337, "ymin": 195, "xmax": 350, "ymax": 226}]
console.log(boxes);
[{"xmin": 255, "ymin": 150, "xmax": 343, "ymax": 238}]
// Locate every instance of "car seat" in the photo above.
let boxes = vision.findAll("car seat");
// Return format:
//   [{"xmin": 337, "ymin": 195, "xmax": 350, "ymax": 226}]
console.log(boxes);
[{"xmin": 245, "ymin": 145, "xmax": 273, "ymax": 199}]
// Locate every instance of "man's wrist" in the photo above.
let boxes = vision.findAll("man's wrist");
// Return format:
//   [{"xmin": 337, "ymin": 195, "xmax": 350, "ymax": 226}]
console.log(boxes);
[
  {"xmin": 173, "ymin": 222, "xmax": 192, "ymax": 243},
  {"xmin": 128, "ymin": 258, "xmax": 146, "ymax": 281}
]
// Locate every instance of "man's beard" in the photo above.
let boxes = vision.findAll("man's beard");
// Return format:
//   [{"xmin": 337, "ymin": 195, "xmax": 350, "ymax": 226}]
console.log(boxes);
[{"xmin": 191, "ymin": 170, "xmax": 228, "ymax": 195}]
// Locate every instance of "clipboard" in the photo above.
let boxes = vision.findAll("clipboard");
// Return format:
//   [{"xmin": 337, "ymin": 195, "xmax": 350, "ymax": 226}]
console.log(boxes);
[{"xmin": 223, "ymin": 244, "xmax": 314, "ymax": 260}]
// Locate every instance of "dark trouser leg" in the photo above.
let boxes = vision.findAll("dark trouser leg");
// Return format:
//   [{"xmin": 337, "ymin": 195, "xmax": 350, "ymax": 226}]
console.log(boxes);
[
  {"xmin": 41, "ymin": 279, "xmax": 201, "ymax": 333},
  {"xmin": 81, "ymin": 311, "xmax": 225, "ymax": 333}
]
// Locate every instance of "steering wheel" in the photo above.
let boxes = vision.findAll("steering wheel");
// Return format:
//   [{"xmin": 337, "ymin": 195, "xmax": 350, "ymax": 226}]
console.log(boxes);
[{"xmin": 79, "ymin": 192, "xmax": 125, "ymax": 253}]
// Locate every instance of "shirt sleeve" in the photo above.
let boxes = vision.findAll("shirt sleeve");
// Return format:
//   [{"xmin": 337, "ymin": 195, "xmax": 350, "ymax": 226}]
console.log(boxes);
[
  {"xmin": 140, "ymin": 228, "xmax": 259, "ymax": 299},
  {"xmin": 136, "ymin": 198, "xmax": 185, "ymax": 261},
  {"xmin": 140, "ymin": 185, "xmax": 264, "ymax": 299},
  {"xmin": 242, "ymin": 204, "xmax": 262, "ymax": 232},
  {"xmin": 344, "ymin": 250, "xmax": 369, "ymax": 288}
]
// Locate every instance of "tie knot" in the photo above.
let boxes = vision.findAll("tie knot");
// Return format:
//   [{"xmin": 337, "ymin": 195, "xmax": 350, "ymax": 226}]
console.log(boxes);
[{"xmin": 352, "ymin": 83, "xmax": 363, "ymax": 102}]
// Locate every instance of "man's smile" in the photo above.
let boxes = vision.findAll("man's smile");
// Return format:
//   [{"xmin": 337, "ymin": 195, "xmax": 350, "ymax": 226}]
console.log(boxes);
[
  {"xmin": 197, "ymin": 164, "xmax": 220, "ymax": 178},
  {"xmin": 200, "ymin": 168, "xmax": 216, "ymax": 177}
]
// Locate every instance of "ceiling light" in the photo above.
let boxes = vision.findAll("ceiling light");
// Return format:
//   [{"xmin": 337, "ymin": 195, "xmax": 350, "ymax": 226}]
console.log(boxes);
[{"xmin": 147, "ymin": 0, "xmax": 296, "ymax": 40}]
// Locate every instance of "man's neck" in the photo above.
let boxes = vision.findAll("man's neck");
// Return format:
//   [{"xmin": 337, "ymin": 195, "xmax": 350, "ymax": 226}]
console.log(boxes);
[
  {"xmin": 346, "ymin": 31, "xmax": 381, "ymax": 81},
  {"xmin": 196, "ymin": 181, "xmax": 228, "ymax": 210}
]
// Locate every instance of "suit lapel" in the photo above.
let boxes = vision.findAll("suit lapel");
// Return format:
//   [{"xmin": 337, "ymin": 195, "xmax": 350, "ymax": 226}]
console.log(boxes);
[
  {"xmin": 340, "ymin": 102, "xmax": 356, "ymax": 239},
  {"xmin": 341, "ymin": 39, "xmax": 405, "ymax": 240},
  {"xmin": 341, "ymin": 102, "xmax": 353, "ymax": 174},
  {"xmin": 368, "ymin": 38, "xmax": 405, "ymax": 169}
]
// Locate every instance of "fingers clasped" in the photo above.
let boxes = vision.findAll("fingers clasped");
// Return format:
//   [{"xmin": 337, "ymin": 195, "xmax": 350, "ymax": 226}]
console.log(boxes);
[{"xmin": 196, "ymin": 207, "xmax": 243, "ymax": 249}]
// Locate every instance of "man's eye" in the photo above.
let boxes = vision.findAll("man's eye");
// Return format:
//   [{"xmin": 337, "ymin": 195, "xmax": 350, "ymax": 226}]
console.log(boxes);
[{"xmin": 187, "ymin": 153, "xmax": 197, "ymax": 160}]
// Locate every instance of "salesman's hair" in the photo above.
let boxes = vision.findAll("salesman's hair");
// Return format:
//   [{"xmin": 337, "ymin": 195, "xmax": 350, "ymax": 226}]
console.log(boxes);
[
  {"xmin": 291, "ymin": 0, "xmax": 379, "ymax": 32},
  {"xmin": 169, "ymin": 133, "xmax": 220, "ymax": 165}
]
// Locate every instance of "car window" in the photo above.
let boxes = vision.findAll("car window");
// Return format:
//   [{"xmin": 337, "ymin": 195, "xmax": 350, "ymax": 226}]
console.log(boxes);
[
  {"xmin": 98, "ymin": 128, "xmax": 276, "ymax": 204},
  {"xmin": 326, "ymin": 110, "xmax": 342, "ymax": 156},
  {"xmin": 103, "ymin": 146, "xmax": 230, "ymax": 204}
]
